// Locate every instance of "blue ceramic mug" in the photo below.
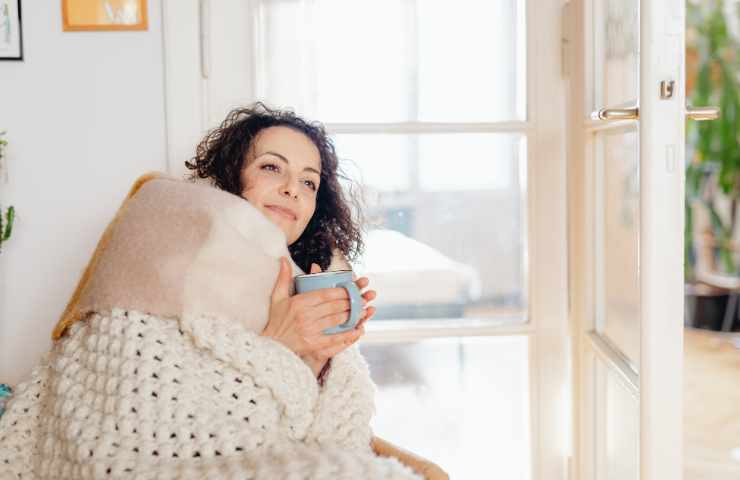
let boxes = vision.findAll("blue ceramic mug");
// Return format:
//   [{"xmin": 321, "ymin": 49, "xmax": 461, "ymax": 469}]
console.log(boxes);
[{"xmin": 294, "ymin": 270, "xmax": 363, "ymax": 335}]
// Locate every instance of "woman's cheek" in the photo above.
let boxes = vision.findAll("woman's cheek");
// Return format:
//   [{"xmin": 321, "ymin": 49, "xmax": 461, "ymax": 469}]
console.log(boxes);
[
  {"xmin": 240, "ymin": 186, "xmax": 256, "ymax": 203},
  {"xmin": 240, "ymin": 173, "xmax": 256, "ymax": 198},
  {"xmin": 301, "ymin": 207, "xmax": 316, "ymax": 232}
]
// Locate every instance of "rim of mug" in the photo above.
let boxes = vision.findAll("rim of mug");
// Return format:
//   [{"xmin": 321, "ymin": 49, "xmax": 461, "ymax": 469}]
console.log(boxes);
[{"xmin": 294, "ymin": 269, "xmax": 353, "ymax": 279}]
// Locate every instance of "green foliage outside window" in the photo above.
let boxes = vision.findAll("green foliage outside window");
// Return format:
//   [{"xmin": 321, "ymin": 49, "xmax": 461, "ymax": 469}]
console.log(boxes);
[{"xmin": 685, "ymin": 0, "xmax": 740, "ymax": 278}]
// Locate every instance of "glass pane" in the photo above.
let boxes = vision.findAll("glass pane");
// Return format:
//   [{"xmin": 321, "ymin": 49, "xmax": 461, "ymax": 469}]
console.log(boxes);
[
  {"xmin": 593, "ymin": 0, "xmax": 639, "ymax": 109},
  {"xmin": 334, "ymin": 133, "xmax": 527, "ymax": 324},
  {"xmin": 416, "ymin": 0, "xmax": 526, "ymax": 122},
  {"xmin": 362, "ymin": 336, "xmax": 531, "ymax": 479},
  {"xmin": 595, "ymin": 359, "xmax": 639, "ymax": 480},
  {"xmin": 255, "ymin": 0, "xmax": 526, "ymax": 123},
  {"xmin": 594, "ymin": 129, "xmax": 640, "ymax": 367}
]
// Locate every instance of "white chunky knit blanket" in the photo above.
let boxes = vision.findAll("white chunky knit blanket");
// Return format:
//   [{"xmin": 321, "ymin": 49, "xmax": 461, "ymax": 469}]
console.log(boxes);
[{"xmin": 0, "ymin": 308, "xmax": 421, "ymax": 479}]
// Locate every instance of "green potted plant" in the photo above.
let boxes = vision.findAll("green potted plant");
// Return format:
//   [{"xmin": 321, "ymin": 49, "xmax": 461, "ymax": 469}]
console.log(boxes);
[
  {"xmin": 685, "ymin": 0, "xmax": 740, "ymax": 329},
  {"xmin": 0, "ymin": 130, "xmax": 15, "ymax": 254}
]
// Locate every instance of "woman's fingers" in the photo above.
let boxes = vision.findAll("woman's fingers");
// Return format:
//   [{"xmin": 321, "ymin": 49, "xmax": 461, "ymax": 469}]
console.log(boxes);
[
  {"xmin": 310, "ymin": 307, "xmax": 354, "ymax": 333},
  {"xmin": 307, "ymin": 298, "xmax": 351, "ymax": 322},
  {"xmin": 354, "ymin": 277, "xmax": 375, "ymax": 305},
  {"xmin": 290, "ymin": 270, "xmax": 375, "ymax": 355},
  {"xmin": 356, "ymin": 306, "xmax": 376, "ymax": 329},
  {"xmin": 297, "ymin": 287, "xmax": 355, "ymax": 306},
  {"xmin": 307, "ymin": 290, "xmax": 372, "ymax": 322},
  {"xmin": 313, "ymin": 325, "xmax": 364, "ymax": 351},
  {"xmin": 308, "ymin": 304, "xmax": 373, "ymax": 336},
  {"xmin": 351, "ymin": 306, "xmax": 375, "ymax": 332},
  {"xmin": 315, "ymin": 327, "xmax": 365, "ymax": 358}
]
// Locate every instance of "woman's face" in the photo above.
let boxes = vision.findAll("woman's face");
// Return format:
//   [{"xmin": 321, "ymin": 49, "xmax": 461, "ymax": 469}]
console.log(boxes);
[{"xmin": 240, "ymin": 126, "xmax": 322, "ymax": 245}]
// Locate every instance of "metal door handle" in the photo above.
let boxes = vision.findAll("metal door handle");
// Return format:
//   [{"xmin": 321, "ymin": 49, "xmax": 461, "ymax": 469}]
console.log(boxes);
[
  {"xmin": 591, "ymin": 105, "xmax": 720, "ymax": 121},
  {"xmin": 686, "ymin": 106, "xmax": 720, "ymax": 121},
  {"xmin": 591, "ymin": 106, "xmax": 639, "ymax": 121}
]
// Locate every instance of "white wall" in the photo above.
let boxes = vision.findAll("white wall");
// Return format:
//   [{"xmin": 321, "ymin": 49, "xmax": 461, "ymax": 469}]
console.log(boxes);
[{"xmin": 0, "ymin": 1, "xmax": 168, "ymax": 385}]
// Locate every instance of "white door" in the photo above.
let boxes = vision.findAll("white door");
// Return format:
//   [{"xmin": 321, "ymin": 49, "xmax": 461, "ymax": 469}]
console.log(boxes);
[
  {"xmin": 566, "ymin": 0, "xmax": 718, "ymax": 478},
  {"xmin": 163, "ymin": 1, "xmax": 570, "ymax": 478}
]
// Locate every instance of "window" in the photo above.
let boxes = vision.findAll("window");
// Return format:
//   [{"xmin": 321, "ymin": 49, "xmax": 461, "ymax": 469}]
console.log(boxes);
[
  {"xmin": 182, "ymin": 1, "xmax": 539, "ymax": 476},
  {"xmin": 252, "ymin": 0, "xmax": 529, "ymax": 326}
]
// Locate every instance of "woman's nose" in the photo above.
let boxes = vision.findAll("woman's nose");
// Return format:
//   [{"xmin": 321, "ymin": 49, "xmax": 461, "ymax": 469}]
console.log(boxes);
[{"xmin": 280, "ymin": 178, "xmax": 299, "ymax": 199}]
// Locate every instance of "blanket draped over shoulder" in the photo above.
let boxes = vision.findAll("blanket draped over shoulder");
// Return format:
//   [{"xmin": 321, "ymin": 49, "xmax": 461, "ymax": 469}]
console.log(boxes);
[{"xmin": 0, "ymin": 172, "xmax": 420, "ymax": 480}]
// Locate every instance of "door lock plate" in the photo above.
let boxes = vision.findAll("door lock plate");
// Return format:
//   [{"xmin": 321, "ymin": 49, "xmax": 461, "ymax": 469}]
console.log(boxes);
[{"xmin": 660, "ymin": 80, "xmax": 675, "ymax": 100}]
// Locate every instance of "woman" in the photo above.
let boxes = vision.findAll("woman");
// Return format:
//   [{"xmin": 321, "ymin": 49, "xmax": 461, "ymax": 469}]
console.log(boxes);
[
  {"xmin": 184, "ymin": 102, "xmax": 377, "ymax": 380},
  {"xmin": 0, "ymin": 103, "xmax": 446, "ymax": 479}
]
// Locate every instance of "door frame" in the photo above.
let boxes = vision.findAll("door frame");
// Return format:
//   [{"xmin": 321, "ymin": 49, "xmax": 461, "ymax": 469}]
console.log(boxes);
[{"xmin": 566, "ymin": 0, "xmax": 686, "ymax": 479}]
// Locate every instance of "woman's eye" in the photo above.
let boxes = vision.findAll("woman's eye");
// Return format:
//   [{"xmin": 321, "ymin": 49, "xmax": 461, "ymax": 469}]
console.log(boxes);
[{"xmin": 261, "ymin": 162, "xmax": 316, "ymax": 191}]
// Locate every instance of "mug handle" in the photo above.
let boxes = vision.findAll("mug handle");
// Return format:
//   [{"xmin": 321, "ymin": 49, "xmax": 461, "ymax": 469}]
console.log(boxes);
[{"xmin": 322, "ymin": 280, "xmax": 363, "ymax": 335}]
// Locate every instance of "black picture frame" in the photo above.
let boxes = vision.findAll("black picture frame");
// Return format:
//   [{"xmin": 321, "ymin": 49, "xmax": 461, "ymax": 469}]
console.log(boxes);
[{"xmin": 0, "ymin": 0, "xmax": 23, "ymax": 61}]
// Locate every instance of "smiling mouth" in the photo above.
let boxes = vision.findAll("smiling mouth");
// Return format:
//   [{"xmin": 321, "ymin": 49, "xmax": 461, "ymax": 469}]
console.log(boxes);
[{"xmin": 265, "ymin": 205, "xmax": 297, "ymax": 221}]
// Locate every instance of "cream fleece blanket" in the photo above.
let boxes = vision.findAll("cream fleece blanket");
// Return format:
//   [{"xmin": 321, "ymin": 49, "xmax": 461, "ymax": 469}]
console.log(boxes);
[{"xmin": 53, "ymin": 171, "xmax": 346, "ymax": 340}]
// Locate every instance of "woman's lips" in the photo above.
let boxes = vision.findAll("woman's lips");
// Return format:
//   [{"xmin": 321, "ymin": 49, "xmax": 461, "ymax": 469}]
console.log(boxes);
[{"xmin": 265, "ymin": 205, "xmax": 297, "ymax": 221}]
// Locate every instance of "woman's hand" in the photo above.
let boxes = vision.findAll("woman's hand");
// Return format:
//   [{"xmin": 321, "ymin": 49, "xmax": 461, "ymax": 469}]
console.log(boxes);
[
  {"xmin": 307, "ymin": 261, "xmax": 377, "ymax": 333},
  {"xmin": 301, "ymin": 262, "xmax": 377, "ymax": 375},
  {"xmin": 262, "ymin": 257, "xmax": 377, "ymax": 375}
]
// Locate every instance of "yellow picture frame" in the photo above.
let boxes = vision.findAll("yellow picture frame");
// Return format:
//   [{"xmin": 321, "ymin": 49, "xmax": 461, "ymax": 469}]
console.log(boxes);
[{"xmin": 62, "ymin": 0, "xmax": 148, "ymax": 32}]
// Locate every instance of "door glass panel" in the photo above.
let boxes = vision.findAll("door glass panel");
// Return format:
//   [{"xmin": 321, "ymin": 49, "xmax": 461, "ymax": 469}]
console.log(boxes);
[
  {"xmin": 335, "ymin": 133, "xmax": 528, "ymax": 325},
  {"xmin": 362, "ymin": 336, "xmax": 531, "ymax": 479},
  {"xmin": 594, "ymin": 129, "xmax": 640, "ymax": 367},
  {"xmin": 593, "ymin": 0, "xmax": 639, "ymax": 109},
  {"xmin": 587, "ymin": 0, "xmax": 643, "ymax": 479},
  {"xmin": 254, "ymin": 0, "xmax": 527, "ymax": 122},
  {"xmin": 595, "ymin": 359, "xmax": 639, "ymax": 480}
]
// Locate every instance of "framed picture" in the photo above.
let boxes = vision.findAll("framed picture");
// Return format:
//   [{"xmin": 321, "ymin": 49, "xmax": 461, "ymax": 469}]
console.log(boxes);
[
  {"xmin": 0, "ymin": 0, "xmax": 23, "ymax": 61},
  {"xmin": 62, "ymin": 0, "xmax": 148, "ymax": 32}
]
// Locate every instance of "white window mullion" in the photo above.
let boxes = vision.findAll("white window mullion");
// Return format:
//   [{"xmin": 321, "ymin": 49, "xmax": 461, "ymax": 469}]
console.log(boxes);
[
  {"xmin": 407, "ymin": 0, "xmax": 421, "ymax": 196},
  {"xmin": 364, "ymin": 320, "xmax": 534, "ymax": 344}
]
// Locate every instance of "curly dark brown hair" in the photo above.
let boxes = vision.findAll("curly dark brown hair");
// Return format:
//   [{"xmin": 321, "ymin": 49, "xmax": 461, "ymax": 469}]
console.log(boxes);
[{"xmin": 184, "ymin": 102, "xmax": 365, "ymax": 273}]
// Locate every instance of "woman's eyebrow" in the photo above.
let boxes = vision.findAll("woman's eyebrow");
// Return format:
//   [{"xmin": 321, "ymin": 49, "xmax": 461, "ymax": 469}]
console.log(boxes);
[{"xmin": 261, "ymin": 151, "xmax": 321, "ymax": 176}]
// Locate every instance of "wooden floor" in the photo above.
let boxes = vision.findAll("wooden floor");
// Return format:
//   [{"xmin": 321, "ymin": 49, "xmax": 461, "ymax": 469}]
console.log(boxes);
[{"xmin": 684, "ymin": 328, "xmax": 740, "ymax": 480}]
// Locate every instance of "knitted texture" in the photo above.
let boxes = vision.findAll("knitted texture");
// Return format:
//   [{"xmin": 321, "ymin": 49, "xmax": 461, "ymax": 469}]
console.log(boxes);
[{"xmin": 0, "ymin": 309, "xmax": 421, "ymax": 480}]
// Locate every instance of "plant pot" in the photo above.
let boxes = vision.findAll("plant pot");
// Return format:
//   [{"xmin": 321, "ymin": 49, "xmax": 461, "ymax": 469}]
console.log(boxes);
[{"xmin": 684, "ymin": 281, "xmax": 730, "ymax": 331}]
